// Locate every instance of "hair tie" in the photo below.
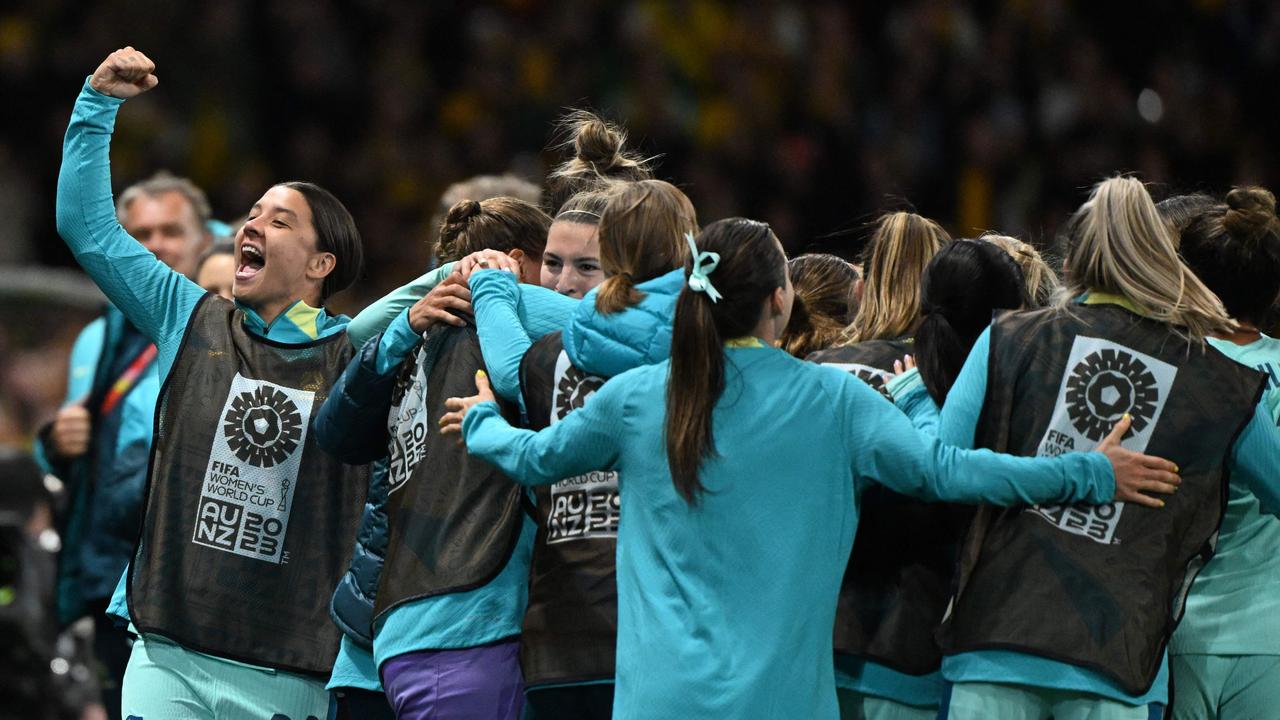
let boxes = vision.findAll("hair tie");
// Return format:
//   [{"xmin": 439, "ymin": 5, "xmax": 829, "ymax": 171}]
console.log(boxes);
[{"xmin": 685, "ymin": 232, "xmax": 723, "ymax": 303}]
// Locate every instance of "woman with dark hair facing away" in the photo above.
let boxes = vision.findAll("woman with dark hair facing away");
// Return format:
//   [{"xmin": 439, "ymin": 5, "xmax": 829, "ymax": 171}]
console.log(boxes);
[
  {"xmin": 326, "ymin": 176, "xmax": 545, "ymax": 720},
  {"xmin": 439, "ymin": 218, "xmax": 1178, "ymax": 719},
  {"xmin": 461, "ymin": 179, "xmax": 695, "ymax": 718},
  {"xmin": 778, "ymin": 253, "xmax": 859, "ymax": 358},
  {"xmin": 819, "ymin": 240, "xmax": 1025, "ymax": 719},
  {"xmin": 313, "ymin": 197, "xmax": 552, "ymax": 720},
  {"xmin": 59, "ymin": 48, "xmax": 368, "ymax": 718},
  {"xmin": 909, "ymin": 177, "xmax": 1280, "ymax": 719},
  {"xmin": 1164, "ymin": 188, "xmax": 1280, "ymax": 720}
]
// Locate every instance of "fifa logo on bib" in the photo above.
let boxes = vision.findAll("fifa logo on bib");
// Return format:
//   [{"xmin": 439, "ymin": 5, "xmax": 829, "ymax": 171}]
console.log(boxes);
[
  {"xmin": 1028, "ymin": 337, "xmax": 1177, "ymax": 544},
  {"xmin": 223, "ymin": 385, "xmax": 303, "ymax": 467},
  {"xmin": 556, "ymin": 364, "xmax": 604, "ymax": 419},
  {"xmin": 549, "ymin": 352, "xmax": 619, "ymax": 543},
  {"xmin": 193, "ymin": 374, "xmax": 313, "ymax": 563},
  {"xmin": 387, "ymin": 344, "xmax": 432, "ymax": 496},
  {"xmin": 827, "ymin": 363, "xmax": 893, "ymax": 400}
]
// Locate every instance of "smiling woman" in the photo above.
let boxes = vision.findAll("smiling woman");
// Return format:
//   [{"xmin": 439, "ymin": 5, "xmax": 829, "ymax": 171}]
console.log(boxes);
[
  {"xmin": 233, "ymin": 182, "xmax": 363, "ymax": 323},
  {"xmin": 54, "ymin": 46, "xmax": 372, "ymax": 719}
]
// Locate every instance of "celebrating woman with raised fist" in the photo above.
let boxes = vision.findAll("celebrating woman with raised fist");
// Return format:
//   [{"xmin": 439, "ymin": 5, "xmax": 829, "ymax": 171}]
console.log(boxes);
[{"xmin": 58, "ymin": 47, "xmax": 368, "ymax": 719}]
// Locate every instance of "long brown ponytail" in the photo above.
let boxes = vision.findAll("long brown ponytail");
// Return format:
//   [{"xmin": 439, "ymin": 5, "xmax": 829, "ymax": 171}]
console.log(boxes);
[{"xmin": 666, "ymin": 218, "xmax": 787, "ymax": 504}]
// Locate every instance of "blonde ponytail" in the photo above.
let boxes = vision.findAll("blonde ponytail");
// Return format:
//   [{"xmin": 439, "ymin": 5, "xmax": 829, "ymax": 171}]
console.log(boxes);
[{"xmin": 1057, "ymin": 176, "xmax": 1233, "ymax": 341}]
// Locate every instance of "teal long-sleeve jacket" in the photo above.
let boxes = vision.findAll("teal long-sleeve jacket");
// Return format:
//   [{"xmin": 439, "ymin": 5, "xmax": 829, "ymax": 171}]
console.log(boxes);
[
  {"xmin": 468, "ymin": 268, "xmax": 685, "ymax": 405},
  {"xmin": 461, "ymin": 342, "xmax": 1118, "ymax": 720},
  {"xmin": 56, "ymin": 79, "xmax": 350, "ymax": 366},
  {"xmin": 57, "ymin": 80, "xmax": 351, "ymax": 650}
]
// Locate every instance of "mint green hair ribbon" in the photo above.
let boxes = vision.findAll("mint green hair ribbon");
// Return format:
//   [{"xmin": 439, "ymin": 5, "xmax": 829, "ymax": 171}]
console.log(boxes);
[{"xmin": 684, "ymin": 231, "xmax": 723, "ymax": 303}]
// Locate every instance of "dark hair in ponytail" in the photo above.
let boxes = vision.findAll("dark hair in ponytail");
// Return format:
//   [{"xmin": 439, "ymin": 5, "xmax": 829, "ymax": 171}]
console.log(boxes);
[
  {"xmin": 666, "ymin": 218, "xmax": 787, "ymax": 505},
  {"xmin": 915, "ymin": 240, "xmax": 1024, "ymax": 405},
  {"xmin": 1179, "ymin": 186, "xmax": 1280, "ymax": 325}
]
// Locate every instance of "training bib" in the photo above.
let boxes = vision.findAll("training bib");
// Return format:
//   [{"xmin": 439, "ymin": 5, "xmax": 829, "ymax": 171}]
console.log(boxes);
[
  {"xmin": 129, "ymin": 295, "xmax": 368, "ymax": 676},
  {"xmin": 373, "ymin": 325, "xmax": 527, "ymax": 619},
  {"xmin": 943, "ymin": 305, "xmax": 1264, "ymax": 694},
  {"xmin": 518, "ymin": 331, "xmax": 620, "ymax": 687},
  {"xmin": 813, "ymin": 338, "xmax": 973, "ymax": 676}
]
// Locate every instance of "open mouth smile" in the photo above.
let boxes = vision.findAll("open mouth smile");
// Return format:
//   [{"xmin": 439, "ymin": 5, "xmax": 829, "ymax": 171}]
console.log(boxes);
[{"xmin": 237, "ymin": 243, "xmax": 265, "ymax": 281}]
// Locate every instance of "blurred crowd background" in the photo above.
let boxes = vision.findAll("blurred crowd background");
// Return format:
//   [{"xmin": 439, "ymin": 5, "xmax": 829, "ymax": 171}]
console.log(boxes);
[{"xmin": 1, "ymin": 0, "xmax": 1279, "ymax": 449}]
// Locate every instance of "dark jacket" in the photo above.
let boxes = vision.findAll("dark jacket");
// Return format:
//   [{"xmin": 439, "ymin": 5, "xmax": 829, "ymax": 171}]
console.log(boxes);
[
  {"xmin": 36, "ymin": 305, "xmax": 156, "ymax": 625},
  {"xmin": 313, "ymin": 335, "xmax": 396, "ymax": 647}
]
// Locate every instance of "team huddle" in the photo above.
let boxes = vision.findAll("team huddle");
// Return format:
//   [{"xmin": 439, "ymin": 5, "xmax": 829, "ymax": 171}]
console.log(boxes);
[{"xmin": 47, "ymin": 46, "xmax": 1280, "ymax": 720}]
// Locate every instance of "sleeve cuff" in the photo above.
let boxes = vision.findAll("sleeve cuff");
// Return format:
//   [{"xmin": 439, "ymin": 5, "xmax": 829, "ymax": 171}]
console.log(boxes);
[
  {"xmin": 470, "ymin": 268, "xmax": 519, "ymax": 298},
  {"xmin": 81, "ymin": 77, "xmax": 126, "ymax": 106},
  {"xmin": 1078, "ymin": 452, "xmax": 1116, "ymax": 504},
  {"xmin": 886, "ymin": 367, "xmax": 923, "ymax": 400},
  {"xmin": 461, "ymin": 400, "xmax": 504, "ymax": 444},
  {"xmin": 374, "ymin": 310, "xmax": 421, "ymax": 374}
]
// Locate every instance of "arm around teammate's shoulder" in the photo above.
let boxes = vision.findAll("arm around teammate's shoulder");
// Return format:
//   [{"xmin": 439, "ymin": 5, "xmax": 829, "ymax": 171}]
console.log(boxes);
[
  {"xmin": 346, "ymin": 262, "xmax": 458, "ymax": 350},
  {"xmin": 837, "ymin": 370, "xmax": 1179, "ymax": 508}
]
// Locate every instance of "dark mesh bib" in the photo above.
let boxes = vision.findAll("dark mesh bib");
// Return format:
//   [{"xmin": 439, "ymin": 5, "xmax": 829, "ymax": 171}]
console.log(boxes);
[
  {"xmin": 813, "ymin": 339, "xmax": 973, "ymax": 676},
  {"xmin": 130, "ymin": 295, "xmax": 368, "ymax": 675},
  {"xmin": 517, "ymin": 331, "xmax": 619, "ymax": 687},
  {"xmin": 374, "ymin": 325, "xmax": 527, "ymax": 619},
  {"xmin": 943, "ymin": 305, "xmax": 1264, "ymax": 694}
]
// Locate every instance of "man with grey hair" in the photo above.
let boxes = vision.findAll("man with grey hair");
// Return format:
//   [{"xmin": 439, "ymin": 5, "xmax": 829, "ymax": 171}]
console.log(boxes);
[
  {"xmin": 113, "ymin": 171, "xmax": 213, "ymax": 277},
  {"xmin": 36, "ymin": 170, "xmax": 212, "ymax": 720}
]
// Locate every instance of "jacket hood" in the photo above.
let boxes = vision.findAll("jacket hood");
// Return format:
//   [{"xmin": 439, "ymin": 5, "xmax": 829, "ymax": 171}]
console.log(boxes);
[{"xmin": 563, "ymin": 268, "xmax": 685, "ymax": 378}]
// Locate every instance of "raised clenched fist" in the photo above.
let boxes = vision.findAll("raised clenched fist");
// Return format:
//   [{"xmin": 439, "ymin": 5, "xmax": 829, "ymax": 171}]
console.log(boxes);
[
  {"xmin": 89, "ymin": 46, "xmax": 159, "ymax": 99},
  {"xmin": 51, "ymin": 404, "xmax": 92, "ymax": 459}
]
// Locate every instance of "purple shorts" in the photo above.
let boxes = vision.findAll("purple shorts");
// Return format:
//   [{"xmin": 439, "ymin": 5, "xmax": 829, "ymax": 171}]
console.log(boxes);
[{"xmin": 380, "ymin": 639, "xmax": 524, "ymax": 720}]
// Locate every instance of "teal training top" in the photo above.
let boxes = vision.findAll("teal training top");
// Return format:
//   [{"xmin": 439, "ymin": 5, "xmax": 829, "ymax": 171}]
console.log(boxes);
[
  {"xmin": 372, "ymin": 520, "xmax": 535, "ymax": 666},
  {"xmin": 346, "ymin": 262, "xmax": 458, "ymax": 350},
  {"xmin": 929, "ymin": 326, "xmax": 1280, "ymax": 706},
  {"xmin": 1171, "ymin": 334, "xmax": 1280, "ymax": 657},
  {"xmin": 469, "ymin": 269, "xmax": 579, "ymax": 402},
  {"xmin": 462, "ymin": 342, "xmax": 1117, "ymax": 719},
  {"xmin": 59, "ymin": 80, "xmax": 351, "ymax": 677},
  {"xmin": 326, "ymin": 635, "xmax": 381, "ymax": 692}
]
